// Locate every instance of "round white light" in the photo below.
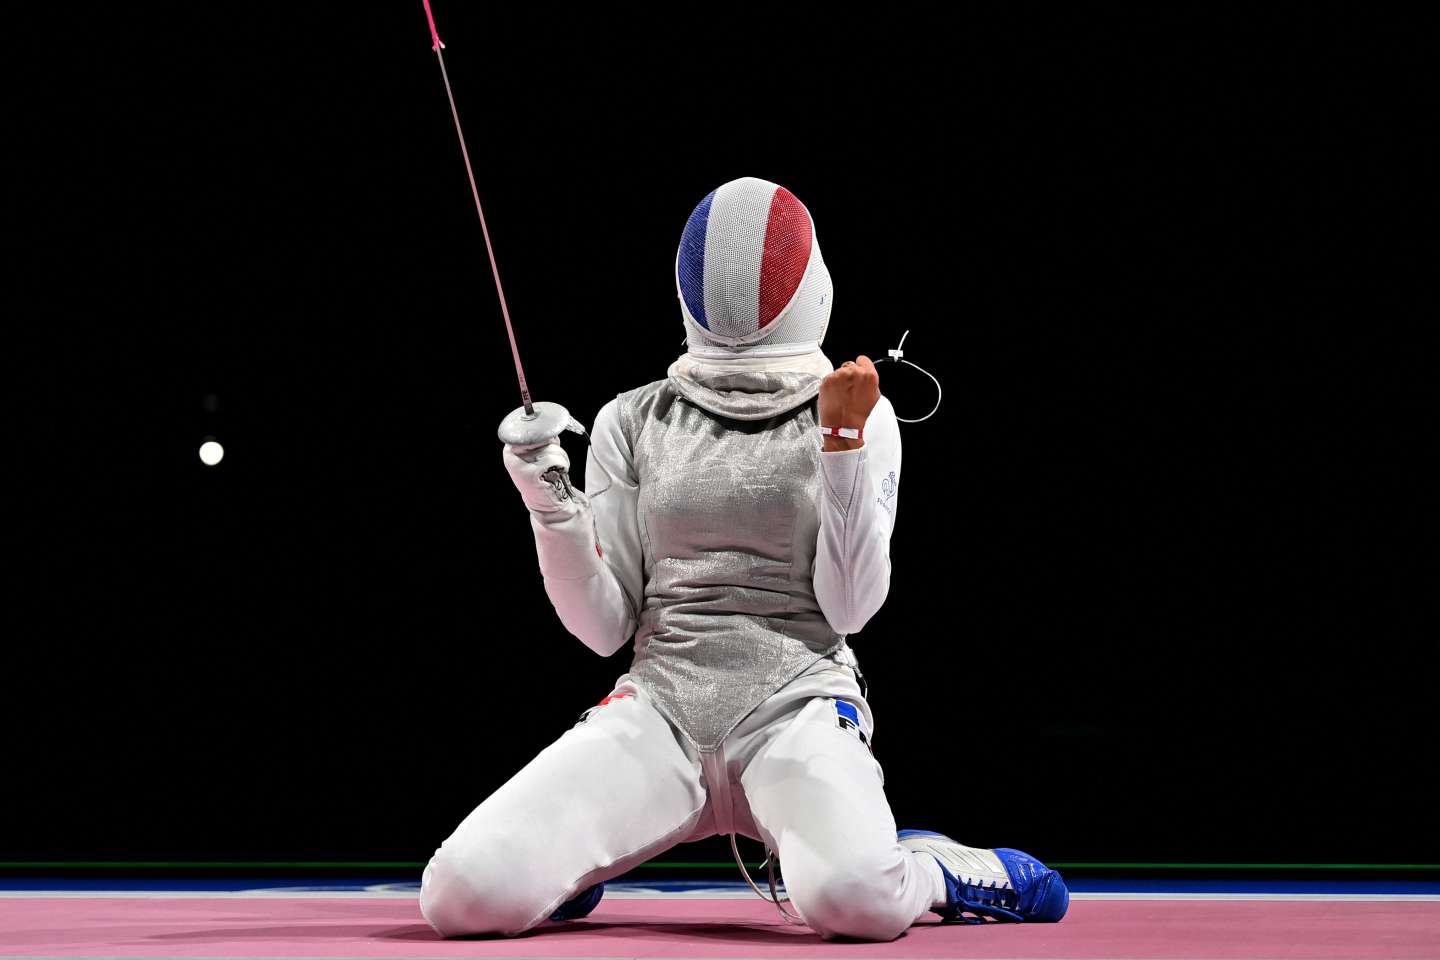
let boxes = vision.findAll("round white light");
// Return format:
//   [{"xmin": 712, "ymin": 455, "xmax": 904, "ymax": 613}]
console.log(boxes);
[{"xmin": 199, "ymin": 440, "xmax": 225, "ymax": 466}]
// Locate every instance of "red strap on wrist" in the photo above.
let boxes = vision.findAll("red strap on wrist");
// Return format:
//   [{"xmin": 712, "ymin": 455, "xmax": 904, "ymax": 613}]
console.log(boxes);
[{"xmin": 818, "ymin": 425, "xmax": 863, "ymax": 441}]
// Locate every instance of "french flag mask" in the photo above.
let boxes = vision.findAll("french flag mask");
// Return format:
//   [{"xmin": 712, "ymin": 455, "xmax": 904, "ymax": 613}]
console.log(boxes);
[{"xmin": 676, "ymin": 177, "xmax": 833, "ymax": 355}]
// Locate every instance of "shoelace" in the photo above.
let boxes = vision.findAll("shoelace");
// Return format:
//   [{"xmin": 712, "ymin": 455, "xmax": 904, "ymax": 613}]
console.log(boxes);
[
  {"xmin": 947, "ymin": 875, "xmax": 1025, "ymax": 924},
  {"xmin": 947, "ymin": 865, "xmax": 1060, "ymax": 924}
]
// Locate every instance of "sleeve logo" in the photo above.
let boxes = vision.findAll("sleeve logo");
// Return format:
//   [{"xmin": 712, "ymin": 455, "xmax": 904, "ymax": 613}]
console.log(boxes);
[{"xmin": 877, "ymin": 471, "xmax": 898, "ymax": 518}]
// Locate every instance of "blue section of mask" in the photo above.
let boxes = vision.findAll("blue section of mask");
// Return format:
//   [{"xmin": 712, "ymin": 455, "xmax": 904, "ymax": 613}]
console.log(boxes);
[{"xmin": 678, "ymin": 190, "xmax": 715, "ymax": 330}]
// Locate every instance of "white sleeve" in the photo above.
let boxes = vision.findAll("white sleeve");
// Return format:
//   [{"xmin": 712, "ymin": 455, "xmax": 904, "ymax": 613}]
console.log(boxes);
[
  {"xmin": 813, "ymin": 394, "xmax": 902, "ymax": 636},
  {"xmin": 526, "ymin": 398, "xmax": 642, "ymax": 657}
]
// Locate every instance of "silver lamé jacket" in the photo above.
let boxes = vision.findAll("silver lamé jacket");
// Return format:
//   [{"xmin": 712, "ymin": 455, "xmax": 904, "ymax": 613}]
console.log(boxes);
[{"xmin": 521, "ymin": 353, "xmax": 902, "ymax": 752}]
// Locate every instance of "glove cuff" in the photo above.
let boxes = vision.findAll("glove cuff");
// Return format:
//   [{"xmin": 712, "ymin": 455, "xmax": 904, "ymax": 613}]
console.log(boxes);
[{"xmin": 531, "ymin": 509, "xmax": 606, "ymax": 581}]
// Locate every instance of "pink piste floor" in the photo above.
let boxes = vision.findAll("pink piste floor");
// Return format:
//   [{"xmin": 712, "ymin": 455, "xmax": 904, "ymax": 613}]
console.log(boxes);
[{"xmin": 3, "ymin": 894, "xmax": 1439, "ymax": 960}]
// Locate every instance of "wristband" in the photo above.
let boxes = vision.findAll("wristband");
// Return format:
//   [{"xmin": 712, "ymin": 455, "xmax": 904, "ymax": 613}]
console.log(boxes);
[{"xmin": 818, "ymin": 425, "xmax": 863, "ymax": 441}]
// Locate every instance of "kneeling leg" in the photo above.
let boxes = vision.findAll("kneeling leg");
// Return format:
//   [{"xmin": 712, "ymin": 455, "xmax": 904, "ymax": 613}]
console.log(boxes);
[
  {"xmin": 740, "ymin": 697, "xmax": 945, "ymax": 941},
  {"xmin": 420, "ymin": 688, "xmax": 705, "ymax": 937}
]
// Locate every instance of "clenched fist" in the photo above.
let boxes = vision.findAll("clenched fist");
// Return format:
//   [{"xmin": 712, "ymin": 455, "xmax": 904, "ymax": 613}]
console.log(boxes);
[{"xmin": 818, "ymin": 356, "xmax": 880, "ymax": 451}]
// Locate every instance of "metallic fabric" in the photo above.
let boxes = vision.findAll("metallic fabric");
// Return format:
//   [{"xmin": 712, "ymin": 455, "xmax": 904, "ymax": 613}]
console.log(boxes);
[{"xmin": 617, "ymin": 367, "xmax": 848, "ymax": 752}]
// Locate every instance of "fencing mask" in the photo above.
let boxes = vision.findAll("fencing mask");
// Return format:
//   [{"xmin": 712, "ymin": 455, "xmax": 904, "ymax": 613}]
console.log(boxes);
[{"xmin": 676, "ymin": 177, "xmax": 833, "ymax": 358}]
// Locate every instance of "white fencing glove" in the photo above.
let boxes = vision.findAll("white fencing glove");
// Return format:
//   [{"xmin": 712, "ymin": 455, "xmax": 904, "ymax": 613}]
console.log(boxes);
[
  {"xmin": 501, "ymin": 435, "xmax": 604, "ymax": 582},
  {"xmin": 502, "ymin": 437, "xmax": 585, "ymax": 515}
]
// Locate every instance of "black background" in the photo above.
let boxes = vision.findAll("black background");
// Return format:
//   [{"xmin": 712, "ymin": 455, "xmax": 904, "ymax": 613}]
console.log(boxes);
[{"xmin": 9, "ymin": 4, "xmax": 1434, "ymax": 871}]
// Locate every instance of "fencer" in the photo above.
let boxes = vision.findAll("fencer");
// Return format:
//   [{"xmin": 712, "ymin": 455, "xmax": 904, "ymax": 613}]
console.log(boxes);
[{"xmin": 419, "ymin": 177, "xmax": 1069, "ymax": 940}]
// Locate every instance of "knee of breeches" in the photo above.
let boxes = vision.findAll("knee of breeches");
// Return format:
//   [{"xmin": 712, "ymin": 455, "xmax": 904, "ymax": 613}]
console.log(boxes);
[
  {"xmin": 787, "ymin": 858, "xmax": 914, "ymax": 942},
  {"xmin": 419, "ymin": 839, "xmax": 549, "ymax": 938}
]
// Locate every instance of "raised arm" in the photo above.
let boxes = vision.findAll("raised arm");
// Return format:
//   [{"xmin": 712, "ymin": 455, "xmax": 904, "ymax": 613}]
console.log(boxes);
[
  {"xmin": 500, "ymin": 398, "xmax": 642, "ymax": 656},
  {"xmin": 813, "ymin": 359, "xmax": 902, "ymax": 635}
]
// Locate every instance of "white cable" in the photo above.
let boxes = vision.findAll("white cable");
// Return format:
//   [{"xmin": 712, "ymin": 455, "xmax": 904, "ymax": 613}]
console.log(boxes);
[
  {"xmin": 729, "ymin": 833, "xmax": 805, "ymax": 925},
  {"xmin": 872, "ymin": 329, "xmax": 943, "ymax": 423}
]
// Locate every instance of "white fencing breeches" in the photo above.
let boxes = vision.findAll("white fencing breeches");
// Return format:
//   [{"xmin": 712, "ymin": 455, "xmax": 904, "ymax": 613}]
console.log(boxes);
[{"xmin": 419, "ymin": 667, "xmax": 946, "ymax": 941}]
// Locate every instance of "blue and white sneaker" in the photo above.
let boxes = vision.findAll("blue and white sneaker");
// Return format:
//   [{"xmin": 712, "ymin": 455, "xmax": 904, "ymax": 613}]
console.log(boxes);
[
  {"xmin": 898, "ymin": 829, "xmax": 1069, "ymax": 924},
  {"xmin": 548, "ymin": 882, "xmax": 604, "ymax": 921}
]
